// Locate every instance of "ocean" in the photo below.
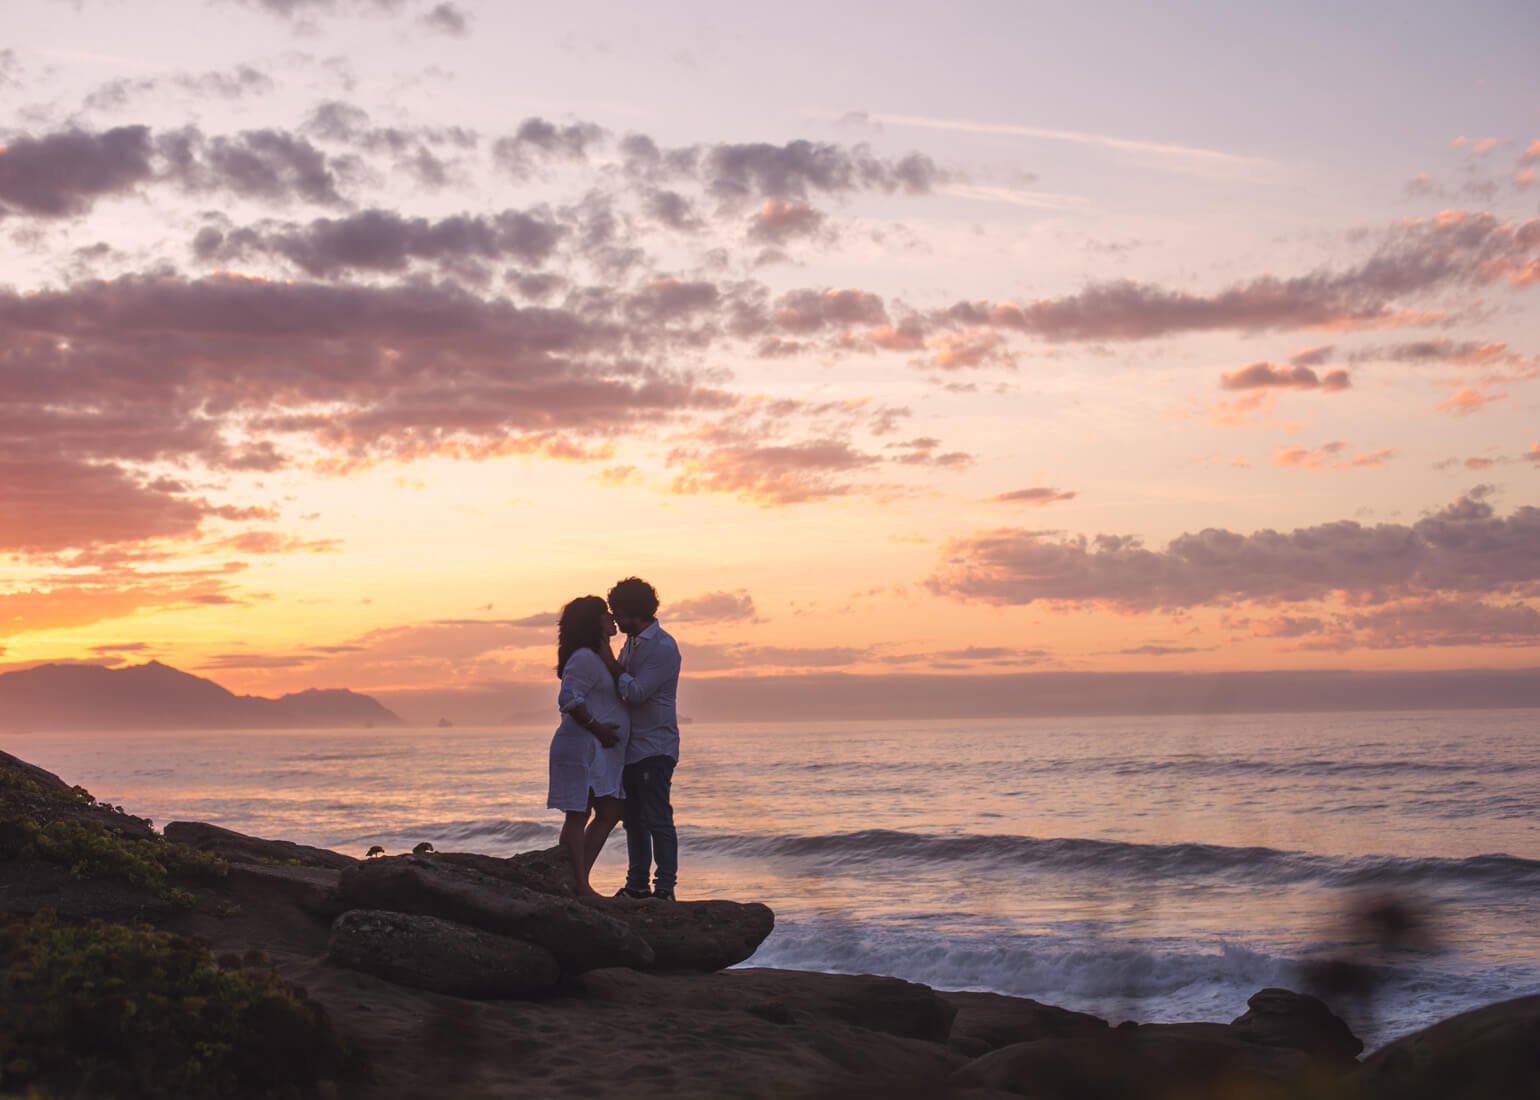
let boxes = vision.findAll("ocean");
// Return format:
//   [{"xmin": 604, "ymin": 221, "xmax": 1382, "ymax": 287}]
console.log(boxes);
[{"xmin": 9, "ymin": 709, "xmax": 1539, "ymax": 1050}]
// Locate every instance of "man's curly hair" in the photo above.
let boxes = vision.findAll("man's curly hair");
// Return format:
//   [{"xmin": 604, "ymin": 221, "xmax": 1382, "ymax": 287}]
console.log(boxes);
[{"xmin": 607, "ymin": 576, "xmax": 659, "ymax": 621}]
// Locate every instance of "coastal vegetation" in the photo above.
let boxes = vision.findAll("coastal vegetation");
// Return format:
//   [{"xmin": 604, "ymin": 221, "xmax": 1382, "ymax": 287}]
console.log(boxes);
[
  {"xmin": 0, "ymin": 912, "xmax": 360, "ymax": 1098},
  {"xmin": 0, "ymin": 761, "xmax": 225, "ymax": 907}
]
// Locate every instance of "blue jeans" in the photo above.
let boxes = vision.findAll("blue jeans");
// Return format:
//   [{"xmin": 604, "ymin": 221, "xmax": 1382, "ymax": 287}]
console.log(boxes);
[{"xmin": 621, "ymin": 755, "xmax": 677, "ymax": 894}]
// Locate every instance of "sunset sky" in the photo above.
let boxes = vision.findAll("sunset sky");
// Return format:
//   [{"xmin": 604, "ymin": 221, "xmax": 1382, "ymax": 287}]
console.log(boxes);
[{"xmin": 3, "ymin": 0, "xmax": 1539, "ymax": 721}]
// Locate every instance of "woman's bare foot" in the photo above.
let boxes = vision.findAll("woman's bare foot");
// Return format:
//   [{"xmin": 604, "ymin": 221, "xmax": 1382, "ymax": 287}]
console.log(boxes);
[{"xmin": 576, "ymin": 883, "xmax": 602, "ymax": 898}]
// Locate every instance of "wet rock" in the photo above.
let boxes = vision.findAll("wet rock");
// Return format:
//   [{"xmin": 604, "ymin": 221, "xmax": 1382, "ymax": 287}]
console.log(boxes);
[
  {"xmin": 1358, "ymin": 994, "xmax": 1540, "ymax": 1100},
  {"xmin": 1229, "ymin": 986, "xmax": 1362, "ymax": 1067},
  {"xmin": 329, "ymin": 909, "xmax": 560, "ymax": 999},
  {"xmin": 163, "ymin": 821, "xmax": 356, "ymax": 870},
  {"xmin": 597, "ymin": 896, "xmax": 774, "ymax": 971},
  {"xmin": 337, "ymin": 854, "xmax": 653, "ymax": 972}
]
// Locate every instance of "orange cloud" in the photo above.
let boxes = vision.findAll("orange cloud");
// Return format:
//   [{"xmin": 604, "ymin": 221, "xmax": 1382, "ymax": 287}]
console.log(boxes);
[
  {"xmin": 1272, "ymin": 442, "xmax": 1393, "ymax": 470},
  {"xmin": 990, "ymin": 487, "xmax": 1077, "ymax": 506},
  {"xmin": 1437, "ymin": 386, "xmax": 1504, "ymax": 415}
]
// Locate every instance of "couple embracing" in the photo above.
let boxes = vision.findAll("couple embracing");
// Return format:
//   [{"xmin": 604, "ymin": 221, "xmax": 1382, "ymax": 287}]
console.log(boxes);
[{"xmin": 547, "ymin": 576, "xmax": 682, "ymax": 901}]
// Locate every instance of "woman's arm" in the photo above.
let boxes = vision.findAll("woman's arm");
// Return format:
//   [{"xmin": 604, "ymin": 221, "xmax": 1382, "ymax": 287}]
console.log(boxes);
[{"xmin": 559, "ymin": 650, "xmax": 620, "ymax": 746}]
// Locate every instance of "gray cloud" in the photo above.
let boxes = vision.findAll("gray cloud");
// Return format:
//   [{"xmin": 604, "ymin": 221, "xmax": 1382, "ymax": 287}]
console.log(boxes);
[
  {"xmin": 0, "ymin": 127, "xmax": 155, "ymax": 217},
  {"xmin": 82, "ymin": 66, "xmax": 275, "ymax": 112},
  {"xmin": 701, "ymin": 140, "xmax": 941, "ymax": 202},
  {"xmin": 929, "ymin": 488, "xmax": 1540, "ymax": 611},
  {"xmin": 194, "ymin": 207, "xmax": 566, "ymax": 277},
  {"xmin": 420, "ymin": 2, "xmax": 469, "ymax": 34},
  {"xmin": 493, "ymin": 118, "xmax": 606, "ymax": 179}
]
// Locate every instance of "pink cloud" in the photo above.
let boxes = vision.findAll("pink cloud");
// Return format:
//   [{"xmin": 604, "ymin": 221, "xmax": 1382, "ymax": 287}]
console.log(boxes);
[
  {"xmin": 667, "ymin": 439, "xmax": 878, "ymax": 505},
  {"xmin": 1300, "ymin": 597, "xmax": 1540, "ymax": 651},
  {"xmin": 1220, "ymin": 361, "xmax": 1350, "ymax": 391},
  {"xmin": 747, "ymin": 199, "xmax": 827, "ymax": 244},
  {"xmin": 935, "ymin": 210, "xmax": 1540, "ymax": 343},
  {"xmin": 668, "ymin": 590, "xmax": 758, "ymax": 624}
]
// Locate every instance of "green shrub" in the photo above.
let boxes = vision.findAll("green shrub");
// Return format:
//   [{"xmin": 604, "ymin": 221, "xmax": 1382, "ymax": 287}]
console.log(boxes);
[
  {"xmin": 25, "ymin": 820, "xmax": 227, "ymax": 908},
  {"xmin": 0, "ymin": 770, "xmax": 227, "ymax": 908},
  {"xmin": 0, "ymin": 912, "xmax": 364, "ymax": 1098},
  {"xmin": 0, "ymin": 766, "xmax": 96, "ymax": 808}
]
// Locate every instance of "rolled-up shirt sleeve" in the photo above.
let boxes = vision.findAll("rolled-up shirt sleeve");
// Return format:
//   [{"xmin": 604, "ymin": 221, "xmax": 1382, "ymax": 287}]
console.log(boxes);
[
  {"xmin": 558, "ymin": 650, "xmax": 601, "ymax": 715},
  {"xmin": 617, "ymin": 640, "xmax": 681, "ymax": 705}
]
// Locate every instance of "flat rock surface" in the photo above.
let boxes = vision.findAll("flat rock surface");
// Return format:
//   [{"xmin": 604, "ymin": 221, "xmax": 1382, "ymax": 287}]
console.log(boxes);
[
  {"xmin": 329, "ymin": 908, "xmax": 561, "ymax": 999},
  {"xmin": 281, "ymin": 960, "xmax": 966, "ymax": 1100},
  {"xmin": 226, "ymin": 862, "xmax": 346, "ymax": 918},
  {"xmin": 952, "ymin": 1028, "xmax": 1320, "ymax": 1099},
  {"xmin": 940, "ymin": 990, "xmax": 1109, "ymax": 1056},
  {"xmin": 164, "ymin": 820, "xmax": 357, "ymax": 869},
  {"xmin": 580, "ymin": 966, "xmax": 958, "ymax": 1043}
]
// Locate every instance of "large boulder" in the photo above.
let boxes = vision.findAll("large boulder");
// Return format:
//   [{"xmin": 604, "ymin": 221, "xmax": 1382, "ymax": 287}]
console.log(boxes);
[
  {"xmin": 1229, "ymin": 986, "xmax": 1362, "ymax": 1068},
  {"xmin": 163, "ymin": 821, "xmax": 356, "ymax": 870},
  {"xmin": 329, "ymin": 909, "xmax": 560, "ymax": 999},
  {"xmin": 1358, "ymin": 994, "xmax": 1540, "ymax": 1100},
  {"xmin": 597, "ymin": 896, "xmax": 774, "ymax": 971},
  {"xmin": 940, "ymin": 990, "xmax": 1108, "ymax": 1056},
  {"xmin": 337, "ymin": 854, "xmax": 652, "ymax": 972},
  {"xmin": 436, "ymin": 847, "xmax": 576, "ymax": 897},
  {"xmin": 437, "ymin": 847, "xmax": 773, "ymax": 971},
  {"xmin": 952, "ymin": 1028, "xmax": 1316, "ymax": 1099}
]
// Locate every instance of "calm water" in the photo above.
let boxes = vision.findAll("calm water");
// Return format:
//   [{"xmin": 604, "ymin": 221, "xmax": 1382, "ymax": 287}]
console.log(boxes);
[{"xmin": 10, "ymin": 709, "xmax": 1540, "ymax": 1049}]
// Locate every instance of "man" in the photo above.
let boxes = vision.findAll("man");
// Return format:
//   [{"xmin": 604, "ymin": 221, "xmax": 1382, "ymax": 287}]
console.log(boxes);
[{"xmin": 607, "ymin": 576, "xmax": 682, "ymax": 901}]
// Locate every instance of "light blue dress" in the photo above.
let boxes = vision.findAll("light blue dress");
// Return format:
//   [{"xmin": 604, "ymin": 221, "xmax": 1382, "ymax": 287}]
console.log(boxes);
[{"xmin": 546, "ymin": 647, "xmax": 630, "ymax": 812}]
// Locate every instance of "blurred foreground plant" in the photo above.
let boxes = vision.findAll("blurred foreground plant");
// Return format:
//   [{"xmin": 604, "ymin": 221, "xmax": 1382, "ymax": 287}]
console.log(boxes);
[{"xmin": 0, "ymin": 912, "xmax": 365, "ymax": 1098}]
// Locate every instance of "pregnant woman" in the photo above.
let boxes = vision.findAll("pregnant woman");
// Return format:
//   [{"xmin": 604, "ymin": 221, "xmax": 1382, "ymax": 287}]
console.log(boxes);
[{"xmin": 548, "ymin": 595, "xmax": 630, "ymax": 897}]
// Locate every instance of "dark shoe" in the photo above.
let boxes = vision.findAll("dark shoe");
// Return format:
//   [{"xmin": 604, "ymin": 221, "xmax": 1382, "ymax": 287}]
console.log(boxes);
[
  {"xmin": 613, "ymin": 886, "xmax": 650, "ymax": 900},
  {"xmin": 651, "ymin": 888, "xmax": 676, "ymax": 902}
]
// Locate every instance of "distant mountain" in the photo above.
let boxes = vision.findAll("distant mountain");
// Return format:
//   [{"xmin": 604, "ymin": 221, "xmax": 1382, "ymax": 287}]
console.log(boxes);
[{"xmin": 0, "ymin": 661, "xmax": 403, "ymax": 731}]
